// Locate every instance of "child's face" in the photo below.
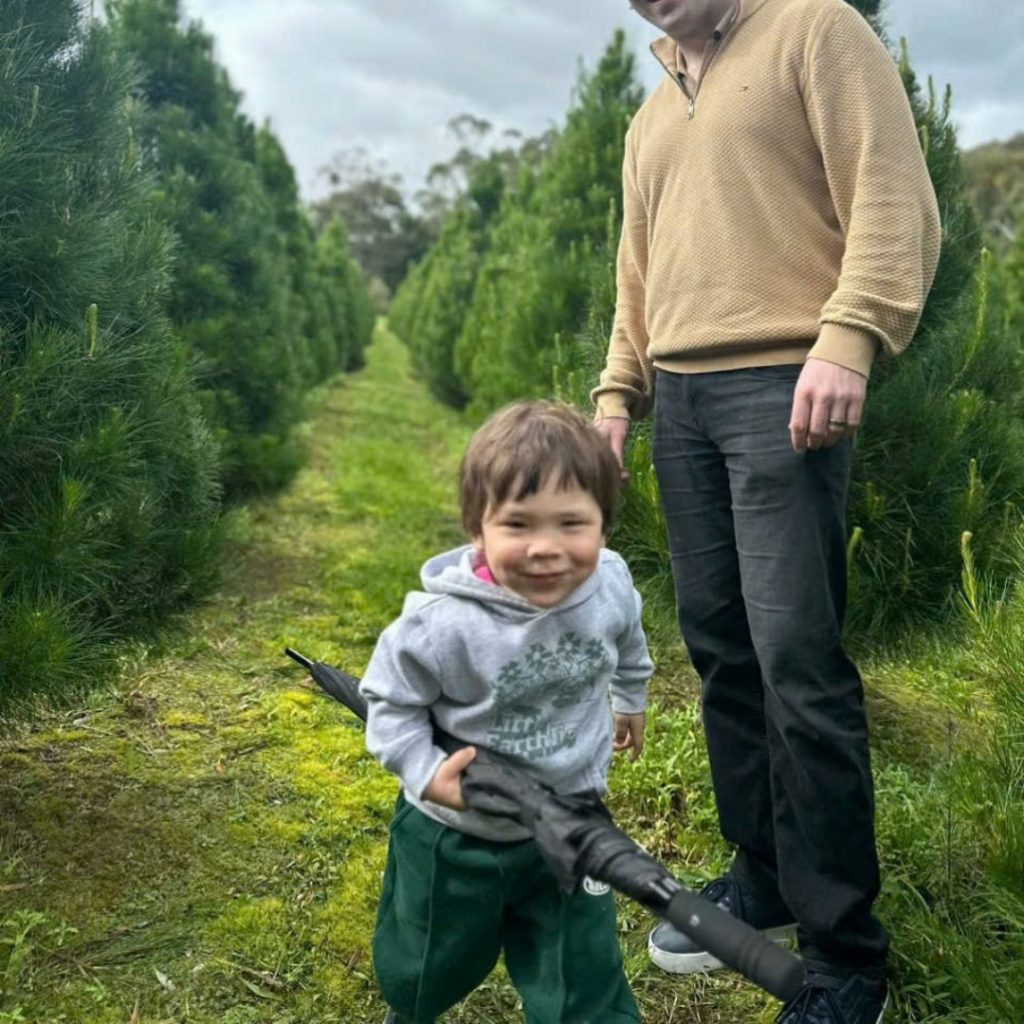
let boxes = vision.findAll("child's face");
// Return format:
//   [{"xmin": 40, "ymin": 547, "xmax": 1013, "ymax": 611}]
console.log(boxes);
[{"xmin": 472, "ymin": 476, "xmax": 605, "ymax": 608}]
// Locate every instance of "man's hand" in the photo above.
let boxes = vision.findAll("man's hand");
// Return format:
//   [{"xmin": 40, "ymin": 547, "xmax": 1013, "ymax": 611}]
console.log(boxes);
[
  {"xmin": 594, "ymin": 416, "xmax": 631, "ymax": 480},
  {"xmin": 422, "ymin": 747, "xmax": 476, "ymax": 811},
  {"xmin": 789, "ymin": 358, "xmax": 867, "ymax": 453},
  {"xmin": 613, "ymin": 712, "xmax": 646, "ymax": 761}
]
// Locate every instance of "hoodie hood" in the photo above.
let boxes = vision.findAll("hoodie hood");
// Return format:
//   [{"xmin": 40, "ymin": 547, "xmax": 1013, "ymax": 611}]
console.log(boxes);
[{"xmin": 420, "ymin": 544, "xmax": 602, "ymax": 619}]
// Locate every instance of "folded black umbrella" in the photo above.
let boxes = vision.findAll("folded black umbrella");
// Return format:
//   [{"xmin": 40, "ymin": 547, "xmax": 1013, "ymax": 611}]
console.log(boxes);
[{"xmin": 285, "ymin": 647, "xmax": 806, "ymax": 1003}]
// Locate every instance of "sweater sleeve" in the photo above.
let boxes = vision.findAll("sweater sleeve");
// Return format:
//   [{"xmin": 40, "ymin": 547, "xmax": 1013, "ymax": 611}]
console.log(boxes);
[
  {"xmin": 802, "ymin": 4, "xmax": 941, "ymax": 376},
  {"xmin": 610, "ymin": 582, "xmax": 653, "ymax": 715},
  {"xmin": 359, "ymin": 614, "xmax": 448, "ymax": 800},
  {"xmin": 591, "ymin": 127, "xmax": 654, "ymax": 420}
]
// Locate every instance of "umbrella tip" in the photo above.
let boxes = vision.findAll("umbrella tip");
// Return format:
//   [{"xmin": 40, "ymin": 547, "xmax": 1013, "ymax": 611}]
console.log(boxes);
[{"xmin": 284, "ymin": 647, "xmax": 313, "ymax": 669}]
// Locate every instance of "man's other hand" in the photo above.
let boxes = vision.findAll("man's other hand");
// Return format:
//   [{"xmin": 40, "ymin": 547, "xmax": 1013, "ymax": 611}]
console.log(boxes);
[
  {"xmin": 594, "ymin": 415, "xmax": 631, "ymax": 480},
  {"xmin": 789, "ymin": 357, "xmax": 867, "ymax": 453}
]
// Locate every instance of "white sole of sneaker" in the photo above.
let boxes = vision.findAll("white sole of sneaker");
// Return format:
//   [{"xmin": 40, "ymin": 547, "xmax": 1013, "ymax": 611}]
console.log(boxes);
[
  {"xmin": 647, "ymin": 922, "xmax": 797, "ymax": 975},
  {"xmin": 874, "ymin": 992, "xmax": 890, "ymax": 1023}
]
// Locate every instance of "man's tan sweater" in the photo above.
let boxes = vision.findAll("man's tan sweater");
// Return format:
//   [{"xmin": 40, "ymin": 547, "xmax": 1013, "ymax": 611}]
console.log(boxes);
[{"xmin": 593, "ymin": 0, "xmax": 942, "ymax": 421}]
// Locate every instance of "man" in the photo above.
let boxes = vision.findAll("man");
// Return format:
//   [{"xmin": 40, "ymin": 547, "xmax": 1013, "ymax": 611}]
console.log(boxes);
[{"xmin": 593, "ymin": 0, "xmax": 941, "ymax": 1021}]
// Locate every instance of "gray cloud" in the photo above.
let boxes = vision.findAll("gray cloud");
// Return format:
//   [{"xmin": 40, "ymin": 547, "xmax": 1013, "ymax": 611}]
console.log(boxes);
[
  {"xmin": 183, "ymin": 0, "xmax": 1024, "ymax": 200},
  {"xmin": 883, "ymin": 0, "xmax": 1024, "ymax": 145}
]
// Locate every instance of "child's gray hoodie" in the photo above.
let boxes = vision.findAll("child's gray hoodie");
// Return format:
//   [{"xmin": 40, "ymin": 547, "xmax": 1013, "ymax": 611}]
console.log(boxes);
[{"xmin": 360, "ymin": 544, "xmax": 653, "ymax": 841}]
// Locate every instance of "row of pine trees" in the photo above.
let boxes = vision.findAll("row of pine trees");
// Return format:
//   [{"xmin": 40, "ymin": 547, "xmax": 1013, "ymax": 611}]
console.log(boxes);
[
  {"xmin": 0, "ymin": 0, "xmax": 373, "ymax": 705},
  {"xmin": 388, "ymin": 6, "xmax": 1024, "ymax": 645}
]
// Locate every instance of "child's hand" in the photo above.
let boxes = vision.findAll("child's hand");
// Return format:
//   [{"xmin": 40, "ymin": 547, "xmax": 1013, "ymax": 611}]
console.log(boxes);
[
  {"xmin": 423, "ymin": 747, "xmax": 477, "ymax": 810},
  {"xmin": 613, "ymin": 713, "xmax": 645, "ymax": 761}
]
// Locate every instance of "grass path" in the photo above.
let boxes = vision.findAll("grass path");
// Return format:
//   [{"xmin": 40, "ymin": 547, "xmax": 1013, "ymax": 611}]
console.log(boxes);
[{"xmin": 1, "ymin": 326, "xmax": 782, "ymax": 1023}]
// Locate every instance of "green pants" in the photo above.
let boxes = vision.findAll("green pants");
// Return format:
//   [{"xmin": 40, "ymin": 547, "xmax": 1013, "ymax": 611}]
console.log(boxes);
[{"xmin": 374, "ymin": 796, "xmax": 641, "ymax": 1023}]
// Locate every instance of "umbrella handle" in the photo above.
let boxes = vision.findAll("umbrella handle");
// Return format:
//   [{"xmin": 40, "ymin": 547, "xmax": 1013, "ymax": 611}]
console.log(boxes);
[{"xmin": 663, "ymin": 888, "xmax": 805, "ymax": 1003}]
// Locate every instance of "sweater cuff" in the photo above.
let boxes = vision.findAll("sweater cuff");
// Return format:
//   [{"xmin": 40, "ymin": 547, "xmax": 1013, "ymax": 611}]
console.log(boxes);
[
  {"xmin": 807, "ymin": 323, "xmax": 879, "ymax": 379},
  {"xmin": 595, "ymin": 394, "xmax": 632, "ymax": 420}
]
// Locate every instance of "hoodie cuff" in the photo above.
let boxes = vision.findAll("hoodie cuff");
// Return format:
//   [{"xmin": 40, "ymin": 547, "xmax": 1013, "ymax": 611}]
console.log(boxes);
[
  {"xmin": 395, "ymin": 743, "xmax": 449, "ymax": 801},
  {"xmin": 610, "ymin": 687, "xmax": 647, "ymax": 716}
]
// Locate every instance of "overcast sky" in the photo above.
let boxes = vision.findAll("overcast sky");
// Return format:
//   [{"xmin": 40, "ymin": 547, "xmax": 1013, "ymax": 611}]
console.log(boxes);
[{"xmin": 181, "ymin": 0, "xmax": 1024, "ymax": 201}]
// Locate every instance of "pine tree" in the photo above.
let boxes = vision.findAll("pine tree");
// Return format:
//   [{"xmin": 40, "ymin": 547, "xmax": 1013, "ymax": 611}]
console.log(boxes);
[
  {"xmin": 0, "ymin": 0, "xmax": 221, "ymax": 705},
  {"xmin": 845, "ymin": 0, "xmax": 881, "ymax": 16},
  {"xmin": 390, "ymin": 154, "xmax": 512, "ymax": 407},
  {"xmin": 841, "ymin": 33, "xmax": 1023, "ymax": 636},
  {"xmin": 315, "ymin": 217, "xmax": 374, "ymax": 373},
  {"xmin": 108, "ymin": 0, "xmax": 355, "ymax": 495},
  {"xmin": 454, "ymin": 32, "xmax": 644, "ymax": 413},
  {"xmin": 255, "ymin": 124, "xmax": 333, "ymax": 385},
  {"xmin": 1004, "ymin": 196, "xmax": 1024, "ymax": 309}
]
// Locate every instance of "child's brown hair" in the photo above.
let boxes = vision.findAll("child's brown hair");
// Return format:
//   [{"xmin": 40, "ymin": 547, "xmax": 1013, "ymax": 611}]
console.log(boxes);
[{"xmin": 459, "ymin": 400, "xmax": 621, "ymax": 536}]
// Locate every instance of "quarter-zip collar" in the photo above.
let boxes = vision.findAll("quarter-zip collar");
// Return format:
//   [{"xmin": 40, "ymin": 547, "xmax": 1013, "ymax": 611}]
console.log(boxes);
[{"xmin": 649, "ymin": 0, "xmax": 770, "ymax": 117}]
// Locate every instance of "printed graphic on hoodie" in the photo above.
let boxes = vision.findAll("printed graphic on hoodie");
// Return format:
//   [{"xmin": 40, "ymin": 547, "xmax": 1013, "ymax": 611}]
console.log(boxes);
[{"xmin": 487, "ymin": 632, "xmax": 611, "ymax": 760}]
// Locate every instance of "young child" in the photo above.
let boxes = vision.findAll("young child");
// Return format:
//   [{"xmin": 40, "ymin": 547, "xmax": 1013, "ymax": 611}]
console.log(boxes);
[{"xmin": 360, "ymin": 400, "xmax": 653, "ymax": 1024}]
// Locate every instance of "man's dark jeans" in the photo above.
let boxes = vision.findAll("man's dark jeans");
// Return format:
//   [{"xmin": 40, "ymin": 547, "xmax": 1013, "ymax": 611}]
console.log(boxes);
[{"xmin": 652, "ymin": 366, "xmax": 888, "ymax": 972}]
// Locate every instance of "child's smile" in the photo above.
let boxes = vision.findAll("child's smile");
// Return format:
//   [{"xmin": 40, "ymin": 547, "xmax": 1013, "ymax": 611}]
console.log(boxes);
[{"xmin": 473, "ymin": 477, "xmax": 605, "ymax": 608}]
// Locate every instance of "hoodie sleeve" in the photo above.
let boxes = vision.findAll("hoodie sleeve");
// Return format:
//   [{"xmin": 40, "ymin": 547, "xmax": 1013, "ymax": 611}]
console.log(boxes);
[
  {"xmin": 601, "ymin": 554, "xmax": 653, "ymax": 713},
  {"xmin": 611, "ymin": 586, "xmax": 653, "ymax": 714},
  {"xmin": 359, "ymin": 613, "xmax": 448, "ymax": 800}
]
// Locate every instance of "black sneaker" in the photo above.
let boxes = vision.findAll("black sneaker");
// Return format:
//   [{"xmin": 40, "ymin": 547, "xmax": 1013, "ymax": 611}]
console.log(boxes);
[
  {"xmin": 775, "ymin": 972, "xmax": 889, "ymax": 1024},
  {"xmin": 648, "ymin": 874, "xmax": 796, "ymax": 974}
]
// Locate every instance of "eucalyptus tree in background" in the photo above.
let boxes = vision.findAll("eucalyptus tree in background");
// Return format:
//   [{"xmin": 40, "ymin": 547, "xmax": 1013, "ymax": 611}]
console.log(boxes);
[
  {"xmin": 313, "ymin": 148, "xmax": 433, "ymax": 293},
  {"xmin": 964, "ymin": 133, "xmax": 1024, "ymax": 248},
  {"xmin": 389, "ymin": 144, "xmax": 538, "ymax": 408},
  {"xmin": 0, "ymin": 0, "xmax": 221, "ymax": 706}
]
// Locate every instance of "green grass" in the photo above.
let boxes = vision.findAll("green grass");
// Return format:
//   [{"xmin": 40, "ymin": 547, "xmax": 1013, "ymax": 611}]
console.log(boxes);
[{"xmin": 1, "ymin": 323, "xmax": 1021, "ymax": 1023}]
